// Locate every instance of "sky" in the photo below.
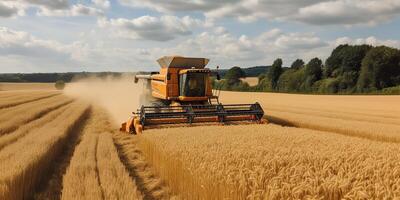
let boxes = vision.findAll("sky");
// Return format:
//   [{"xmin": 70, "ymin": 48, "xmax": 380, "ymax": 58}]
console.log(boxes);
[{"xmin": 0, "ymin": 0, "xmax": 400, "ymax": 73}]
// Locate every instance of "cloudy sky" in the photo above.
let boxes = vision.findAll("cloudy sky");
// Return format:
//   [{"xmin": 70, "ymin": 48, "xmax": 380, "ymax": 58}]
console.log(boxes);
[{"xmin": 0, "ymin": 0, "xmax": 400, "ymax": 73}]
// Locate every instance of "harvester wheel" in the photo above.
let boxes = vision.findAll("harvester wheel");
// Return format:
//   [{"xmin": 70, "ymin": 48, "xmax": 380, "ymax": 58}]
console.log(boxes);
[
  {"xmin": 135, "ymin": 124, "xmax": 143, "ymax": 134},
  {"xmin": 133, "ymin": 118, "xmax": 143, "ymax": 134}
]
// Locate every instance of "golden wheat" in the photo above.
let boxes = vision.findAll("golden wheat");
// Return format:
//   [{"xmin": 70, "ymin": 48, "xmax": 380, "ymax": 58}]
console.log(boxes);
[
  {"xmin": 220, "ymin": 91, "xmax": 400, "ymax": 142},
  {"xmin": 0, "ymin": 91, "xmax": 46, "ymax": 99},
  {"xmin": 267, "ymin": 105, "xmax": 400, "ymax": 126},
  {"xmin": 0, "ymin": 103, "xmax": 71, "ymax": 150},
  {"xmin": 241, "ymin": 77, "xmax": 259, "ymax": 86},
  {"xmin": 97, "ymin": 132, "xmax": 143, "ymax": 199},
  {"xmin": 113, "ymin": 132, "xmax": 172, "ymax": 199},
  {"xmin": 0, "ymin": 95, "xmax": 73, "ymax": 135},
  {"xmin": 139, "ymin": 124, "xmax": 400, "ymax": 199},
  {"xmin": 0, "ymin": 83, "xmax": 55, "ymax": 91},
  {"xmin": 61, "ymin": 122, "xmax": 106, "ymax": 199},
  {"xmin": 0, "ymin": 91, "xmax": 60, "ymax": 109},
  {"xmin": 267, "ymin": 110, "xmax": 400, "ymax": 142},
  {"xmin": 0, "ymin": 102, "xmax": 89, "ymax": 200},
  {"xmin": 61, "ymin": 107, "xmax": 142, "ymax": 200},
  {"xmin": 220, "ymin": 91, "xmax": 400, "ymax": 115}
]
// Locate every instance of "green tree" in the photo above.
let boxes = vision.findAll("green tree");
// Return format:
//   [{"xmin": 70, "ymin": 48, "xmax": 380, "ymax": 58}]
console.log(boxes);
[
  {"xmin": 325, "ymin": 44, "xmax": 349, "ymax": 77},
  {"xmin": 258, "ymin": 74, "xmax": 266, "ymax": 82},
  {"xmin": 291, "ymin": 59, "xmax": 305, "ymax": 70},
  {"xmin": 357, "ymin": 46, "xmax": 400, "ymax": 91},
  {"xmin": 224, "ymin": 66, "xmax": 246, "ymax": 86},
  {"xmin": 54, "ymin": 80, "xmax": 65, "ymax": 90},
  {"xmin": 268, "ymin": 58, "xmax": 283, "ymax": 90},
  {"xmin": 325, "ymin": 44, "xmax": 371, "ymax": 77},
  {"xmin": 324, "ymin": 44, "xmax": 372, "ymax": 91},
  {"xmin": 304, "ymin": 57, "xmax": 323, "ymax": 90},
  {"xmin": 277, "ymin": 68, "xmax": 305, "ymax": 92}
]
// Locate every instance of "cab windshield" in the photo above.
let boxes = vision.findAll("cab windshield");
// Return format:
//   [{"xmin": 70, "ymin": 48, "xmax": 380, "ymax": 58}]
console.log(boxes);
[{"xmin": 179, "ymin": 73, "xmax": 206, "ymax": 97}]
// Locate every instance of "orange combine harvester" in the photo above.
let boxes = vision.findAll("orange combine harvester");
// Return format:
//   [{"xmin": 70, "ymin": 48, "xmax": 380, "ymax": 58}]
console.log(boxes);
[{"xmin": 120, "ymin": 56, "xmax": 265, "ymax": 134}]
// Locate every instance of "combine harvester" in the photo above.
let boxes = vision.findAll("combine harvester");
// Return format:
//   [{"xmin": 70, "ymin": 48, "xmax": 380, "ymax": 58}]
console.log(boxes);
[{"xmin": 121, "ymin": 56, "xmax": 265, "ymax": 134}]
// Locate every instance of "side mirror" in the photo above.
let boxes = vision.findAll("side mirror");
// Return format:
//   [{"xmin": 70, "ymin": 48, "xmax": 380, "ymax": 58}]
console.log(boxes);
[{"xmin": 134, "ymin": 76, "xmax": 139, "ymax": 83}]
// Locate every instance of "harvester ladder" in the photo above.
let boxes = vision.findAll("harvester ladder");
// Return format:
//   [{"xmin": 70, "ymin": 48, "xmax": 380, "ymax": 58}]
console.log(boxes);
[{"xmin": 208, "ymin": 96, "xmax": 220, "ymax": 105}]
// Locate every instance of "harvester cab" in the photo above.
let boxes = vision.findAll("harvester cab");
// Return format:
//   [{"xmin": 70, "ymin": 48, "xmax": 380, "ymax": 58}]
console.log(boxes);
[{"xmin": 120, "ymin": 56, "xmax": 265, "ymax": 134}]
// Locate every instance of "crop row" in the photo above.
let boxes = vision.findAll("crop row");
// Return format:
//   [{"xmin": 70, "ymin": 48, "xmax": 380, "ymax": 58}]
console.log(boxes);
[
  {"xmin": 62, "ymin": 107, "xmax": 143, "ymax": 199},
  {"xmin": 0, "ymin": 102, "xmax": 90, "ymax": 200},
  {"xmin": 0, "ymin": 95, "xmax": 73, "ymax": 135}
]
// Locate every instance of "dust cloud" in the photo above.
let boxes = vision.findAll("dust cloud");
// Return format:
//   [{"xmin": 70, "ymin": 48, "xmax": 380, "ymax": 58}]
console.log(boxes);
[{"xmin": 64, "ymin": 75, "xmax": 144, "ymax": 125}]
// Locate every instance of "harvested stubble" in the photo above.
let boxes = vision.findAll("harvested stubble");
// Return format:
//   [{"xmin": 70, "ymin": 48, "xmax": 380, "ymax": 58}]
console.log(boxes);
[
  {"xmin": 62, "ymin": 107, "xmax": 142, "ymax": 200},
  {"xmin": 0, "ymin": 102, "xmax": 90, "ymax": 200},
  {"xmin": 139, "ymin": 124, "xmax": 400, "ymax": 199},
  {"xmin": 0, "ymin": 95, "xmax": 73, "ymax": 135},
  {"xmin": 0, "ymin": 91, "xmax": 60, "ymax": 109}
]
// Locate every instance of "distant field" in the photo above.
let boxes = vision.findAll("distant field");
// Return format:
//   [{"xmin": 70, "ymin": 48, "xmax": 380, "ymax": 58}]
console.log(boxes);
[
  {"xmin": 220, "ymin": 91, "xmax": 400, "ymax": 142},
  {"xmin": 0, "ymin": 83, "xmax": 55, "ymax": 91},
  {"xmin": 241, "ymin": 77, "xmax": 258, "ymax": 86}
]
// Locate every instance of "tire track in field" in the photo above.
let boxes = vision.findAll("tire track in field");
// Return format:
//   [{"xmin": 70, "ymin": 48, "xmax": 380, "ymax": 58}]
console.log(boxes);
[
  {"xmin": 113, "ymin": 133, "xmax": 172, "ymax": 200},
  {"xmin": 0, "ymin": 99, "xmax": 74, "ymax": 135},
  {"xmin": 0, "ymin": 102, "xmax": 72, "ymax": 150},
  {"xmin": 33, "ymin": 107, "xmax": 91, "ymax": 200},
  {"xmin": 0, "ymin": 93, "xmax": 60, "ymax": 110},
  {"xmin": 94, "ymin": 134, "xmax": 106, "ymax": 200}
]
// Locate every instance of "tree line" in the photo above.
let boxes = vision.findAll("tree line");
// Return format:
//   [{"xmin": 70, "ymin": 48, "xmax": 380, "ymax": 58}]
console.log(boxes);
[{"xmin": 214, "ymin": 44, "xmax": 400, "ymax": 94}]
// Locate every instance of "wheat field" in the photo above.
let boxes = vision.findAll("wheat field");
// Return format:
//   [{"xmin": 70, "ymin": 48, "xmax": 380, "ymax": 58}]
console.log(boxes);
[{"xmin": 0, "ymin": 85, "xmax": 399, "ymax": 199}]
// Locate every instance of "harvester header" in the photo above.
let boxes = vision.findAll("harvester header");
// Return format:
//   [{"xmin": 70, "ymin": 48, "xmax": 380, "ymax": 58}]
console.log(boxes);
[{"xmin": 120, "ymin": 56, "xmax": 265, "ymax": 134}]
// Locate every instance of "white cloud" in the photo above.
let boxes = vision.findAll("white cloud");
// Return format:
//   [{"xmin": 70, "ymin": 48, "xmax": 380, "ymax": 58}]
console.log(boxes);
[
  {"xmin": 133, "ymin": 28, "xmax": 331, "ymax": 68},
  {"xmin": 118, "ymin": 0, "xmax": 241, "ymax": 13},
  {"xmin": 118, "ymin": 0, "xmax": 400, "ymax": 26},
  {"xmin": 0, "ymin": 26, "xmax": 80, "ymax": 72},
  {"xmin": 274, "ymin": 33, "xmax": 327, "ymax": 50},
  {"xmin": 92, "ymin": 0, "xmax": 111, "ymax": 9},
  {"xmin": 0, "ymin": 27, "xmax": 67, "ymax": 57},
  {"xmin": 1, "ymin": 0, "xmax": 105, "ymax": 18},
  {"xmin": 335, "ymin": 36, "xmax": 400, "ymax": 48},
  {"xmin": 296, "ymin": 0, "xmax": 400, "ymax": 26},
  {"xmin": 20, "ymin": 0, "xmax": 70, "ymax": 10},
  {"xmin": 99, "ymin": 15, "xmax": 204, "ymax": 41},
  {"xmin": 38, "ymin": 4, "xmax": 105, "ymax": 17},
  {"xmin": 0, "ymin": 3, "xmax": 18, "ymax": 18}
]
